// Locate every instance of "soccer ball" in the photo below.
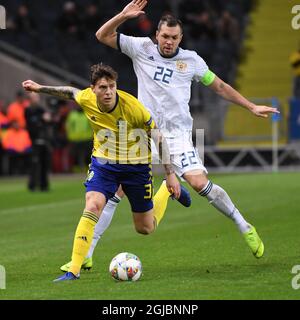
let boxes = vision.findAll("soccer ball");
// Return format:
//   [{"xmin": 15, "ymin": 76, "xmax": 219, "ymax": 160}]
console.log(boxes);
[{"xmin": 109, "ymin": 252, "xmax": 142, "ymax": 281}]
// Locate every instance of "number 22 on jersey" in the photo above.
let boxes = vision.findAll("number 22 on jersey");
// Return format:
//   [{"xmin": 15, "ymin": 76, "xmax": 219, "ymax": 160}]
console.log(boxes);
[{"xmin": 153, "ymin": 66, "xmax": 173, "ymax": 84}]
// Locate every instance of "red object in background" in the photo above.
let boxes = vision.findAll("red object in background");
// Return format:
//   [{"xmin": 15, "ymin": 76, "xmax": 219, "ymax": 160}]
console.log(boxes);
[
  {"xmin": 7, "ymin": 99, "xmax": 30, "ymax": 129},
  {"xmin": 2, "ymin": 127, "xmax": 32, "ymax": 153},
  {"xmin": 51, "ymin": 147, "xmax": 72, "ymax": 173}
]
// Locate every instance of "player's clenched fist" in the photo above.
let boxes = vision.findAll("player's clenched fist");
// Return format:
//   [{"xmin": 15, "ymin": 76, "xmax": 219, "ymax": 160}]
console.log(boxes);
[{"xmin": 22, "ymin": 80, "xmax": 41, "ymax": 92}]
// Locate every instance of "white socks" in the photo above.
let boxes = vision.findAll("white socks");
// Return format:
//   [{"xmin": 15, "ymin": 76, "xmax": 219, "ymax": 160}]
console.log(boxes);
[
  {"xmin": 86, "ymin": 194, "xmax": 121, "ymax": 258},
  {"xmin": 199, "ymin": 181, "xmax": 250, "ymax": 233}
]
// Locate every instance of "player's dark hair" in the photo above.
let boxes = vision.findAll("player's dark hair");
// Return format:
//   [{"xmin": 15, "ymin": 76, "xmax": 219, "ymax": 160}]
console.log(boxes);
[
  {"xmin": 90, "ymin": 63, "xmax": 118, "ymax": 85},
  {"xmin": 157, "ymin": 14, "xmax": 183, "ymax": 34}
]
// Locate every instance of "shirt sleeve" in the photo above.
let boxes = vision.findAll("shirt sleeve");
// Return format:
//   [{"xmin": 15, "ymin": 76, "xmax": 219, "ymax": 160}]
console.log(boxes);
[
  {"xmin": 144, "ymin": 109, "xmax": 155, "ymax": 131},
  {"xmin": 118, "ymin": 33, "xmax": 148, "ymax": 59},
  {"xmin": 74, "ymin": 89, "xmax": 84, "ymax": 106},
  {"xmin": 192, "ymin": 53, "xmax": 216, "ymax": 86},
  {"xmin": 144, "ymin": 114, "xmax": 155, "ymax": 130},
  {"xmin": 137, "ymin": 102, "xmax": 155, "ymax": 131}
]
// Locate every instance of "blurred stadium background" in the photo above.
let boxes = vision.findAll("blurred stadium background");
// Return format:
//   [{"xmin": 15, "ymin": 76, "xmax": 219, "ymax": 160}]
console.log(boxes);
[{"xmin": 0, "ymin": 0, "xmax": 299, "ymax": 178}]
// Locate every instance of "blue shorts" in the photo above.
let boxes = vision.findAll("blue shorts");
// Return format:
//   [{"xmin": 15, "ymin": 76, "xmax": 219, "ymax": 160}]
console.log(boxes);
[{"xmin": 84, "ymin": 157, "xmax": 153, "ymax": 213}]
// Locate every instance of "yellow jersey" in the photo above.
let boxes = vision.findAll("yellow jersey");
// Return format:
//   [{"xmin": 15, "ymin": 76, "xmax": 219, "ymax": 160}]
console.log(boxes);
[{"xmin": 75, "ymin": 88, "xmax": 155, "ymax": 164}]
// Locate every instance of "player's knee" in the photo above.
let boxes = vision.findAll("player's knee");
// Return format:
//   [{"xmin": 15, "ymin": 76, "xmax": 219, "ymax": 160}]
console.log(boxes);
[
  {"xmin": 85, "ymin": 204, "xmax": 100, "ymax": 215},
  {"xmin": 189, "ymin": 179, "xmax": 207, "ymax": 193},
  {"xmin": 85, "ymin": 199, "xmax": 101, "ymax": 214},
  {"xmin": 85, "ymin": 192, "xmax": 105, "ymax": 214}
]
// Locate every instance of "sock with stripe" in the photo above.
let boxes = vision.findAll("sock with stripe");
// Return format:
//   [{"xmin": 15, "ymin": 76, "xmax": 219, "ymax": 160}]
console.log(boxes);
[
  {"xmin": 153, "ymin": 180, "xmax": 171, "ymax": 226},
  {"xmin": 199, "ymin": 181, "xmax": 250, "ymax": 233},
  {"xmin": 69, "ymin": 211, "xmax": 99, "ymax": 275},
  {"xmin": 86, "ymin": 194, "xmax": 121, "ymax": 259}
]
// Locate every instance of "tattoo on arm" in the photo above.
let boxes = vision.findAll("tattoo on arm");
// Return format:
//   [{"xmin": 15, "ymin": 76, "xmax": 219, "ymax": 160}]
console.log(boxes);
[
  {"xmin": 219, "ymin": 82, "xmax": 225, "ymax": 90},
  {"xmin": 39, "ymin": 86, "xmax": 79, "ymax": 100},
  {"xmin": 164, "ymin": 163, "xmax": 175, "ymax": 175}
]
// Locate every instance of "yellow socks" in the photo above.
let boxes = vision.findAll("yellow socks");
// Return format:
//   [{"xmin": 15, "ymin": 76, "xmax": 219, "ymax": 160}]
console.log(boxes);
[
  {"xmin": 153, "ymin": 181, "xmax": 171, "ymax": 226},
  {"xmin": 69, "ymin": 211, "xmax": 99, "ymax": 275}
]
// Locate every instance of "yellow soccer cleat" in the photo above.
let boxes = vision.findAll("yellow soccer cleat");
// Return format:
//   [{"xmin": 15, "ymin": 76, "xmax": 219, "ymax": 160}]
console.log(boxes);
[
  {"xmin": 243, "ymin": 225, "xmax": 264, "ymax": 258},
  {"xmin": 60, "ymin": 257, "xmax": 93, "ymax": 272}
]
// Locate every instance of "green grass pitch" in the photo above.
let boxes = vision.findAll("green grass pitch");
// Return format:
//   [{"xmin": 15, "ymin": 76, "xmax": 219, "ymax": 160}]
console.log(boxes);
[{"xmin": 0, "ymin": 172, "xmax": 299, "ymax": 300}]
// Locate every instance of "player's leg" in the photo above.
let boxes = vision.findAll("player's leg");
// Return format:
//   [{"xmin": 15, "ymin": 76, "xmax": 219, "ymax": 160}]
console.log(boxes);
[
  {"xmin": 89, "ymin": 173, "xmax": 191, "ymax": 241},
  {"xmin": 122, "ymin": 164, "xmax": 172, "ymax": 233},
  {"xmin": 173, "ymin": 147, "xmax": 250, "ymax": 230},
  {"xmin": 158, "ymin": 180, "xmax": 191, "ymax": 208},
  {"xmin": 87, "ymin": 187, "xmax": 124, "ymax": 258},
  {"xmin": 60, "ymin": 186, "xmax": 124, "ymax": 272},
  {"xmin": 122, "ymin": 172, "xmax": 155, "ymax": 234},
  {"xmin": 69, "ymin": 191, "xmax": 106, "ymax": 274},
  {"xmin": 127, "ymin": 181, "xmax": 178, "ymax": 232},
  {"xmin": 54, "ymin": 191, "xmax": 106, "ymax": 282},
  {"xmin": 132, "ymin": 209, "xmax": 156, "ymax": 234},
  {"xmin": 184, "ymin": 170, "xmax": 250, "ymax": 231},
  {"xmin": 172, "ymin": 146, "xmax": 264, "ymax": 258},
  {"xmin": 131, "ymin": 186, "xmax": 171, "ymax": 234},
  {"xmin": 151, "ymin": 138, "xmax": 191, "ymax": 208},
  {"xmin": 59, "ymin": 169, "xmax": 183, "ymax": 272},
  {"xmin": 183, "ymin": 169, "xmax": 264, "ymax": 258},
  {"xmin": 54, "ymin": 158, "xmax": 119, "ymax": 281},
  {"xmin": 130, "ymin": 185, "xmax": 169, "ymax": 234}
]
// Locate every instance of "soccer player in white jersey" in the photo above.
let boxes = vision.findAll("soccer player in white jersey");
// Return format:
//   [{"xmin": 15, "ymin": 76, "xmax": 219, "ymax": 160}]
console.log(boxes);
[{"xmin": 59, "ymin": 0, "xmax": 280, "ymax": 272}]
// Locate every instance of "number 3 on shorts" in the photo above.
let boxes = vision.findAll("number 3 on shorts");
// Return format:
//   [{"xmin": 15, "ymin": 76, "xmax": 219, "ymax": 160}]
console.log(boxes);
[{"xmin": 144, "ymin": 183, "xmax": 153, "ymax": 199}]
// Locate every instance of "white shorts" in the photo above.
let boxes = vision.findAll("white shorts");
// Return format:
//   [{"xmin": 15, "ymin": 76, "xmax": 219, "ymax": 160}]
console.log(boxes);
[
  {"xmin": 151, "ymin": 134, "xmax": 207, "ymax": 177},
  {"xmin": 171, "ymin": 146, "xmax": 207, "ymax": 177}
]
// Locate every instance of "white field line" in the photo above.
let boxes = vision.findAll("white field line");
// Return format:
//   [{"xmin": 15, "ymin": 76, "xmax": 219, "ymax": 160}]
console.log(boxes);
[{"xmin": 0, "ymin": 198, "xmax": 83, "ymax": 216}]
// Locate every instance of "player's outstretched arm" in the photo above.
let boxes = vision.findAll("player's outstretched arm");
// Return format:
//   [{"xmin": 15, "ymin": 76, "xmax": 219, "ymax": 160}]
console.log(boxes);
[
  {"xmin": 95, "ymin": 0, "xmax": 148, "ymax": 49},
  {"xmin": 209, "ymin": 76, "xmax": 280, "ymax": 118},
  {"xmin": 22, "ymin": 80, "xmax": 80, "ymax": 100}
]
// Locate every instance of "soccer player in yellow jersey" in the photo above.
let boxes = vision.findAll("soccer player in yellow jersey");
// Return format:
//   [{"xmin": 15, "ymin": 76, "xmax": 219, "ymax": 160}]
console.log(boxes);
[{"xmin": 22, "ymin": 63, "xmax": 186, "ymax": 282}]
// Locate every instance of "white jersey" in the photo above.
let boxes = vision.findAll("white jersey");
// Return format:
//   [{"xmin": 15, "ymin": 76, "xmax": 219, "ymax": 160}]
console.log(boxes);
[{"xmin": 118, "ymin": 33, "xmax": 211, "ymax": 138}]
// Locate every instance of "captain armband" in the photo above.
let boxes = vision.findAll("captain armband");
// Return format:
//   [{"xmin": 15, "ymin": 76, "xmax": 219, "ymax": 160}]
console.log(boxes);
[{"xmin": 200, "ymin": 70, "xmax": 216, "ymax": 86}]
